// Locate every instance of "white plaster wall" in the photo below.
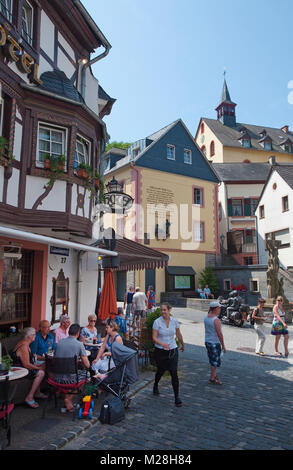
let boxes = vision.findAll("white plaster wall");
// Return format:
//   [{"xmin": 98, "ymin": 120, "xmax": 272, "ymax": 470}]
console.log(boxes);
[
  {"xmin": 227, "ymin": 183, "xmax": 264, "ymax": 198},
  {"xmin": 7, "ymin": 62, "xmax": 30, "ymax": 83},
  {"xmin": 0, "ymin": 167, "xmax": 4, "ymax": 202},
  {"xmin": 84, "ymin": 68, "xmax": 99, "ymax": 115},
  {"xmin": 40, "ymin": 11, "xmax": 55, "ymax": 60},
  {"xmin": 71, "ymin": 185, "xmax": 91, "ymax": 218},
  {"xmin": 218, "ymin": 182, "xmax": 229, "ymax": 249},
  {"xmin": 57, "ymin": 48, "xmax": 76, "ymax": 80},
  {"xmin": 25, "ymin": 176, "xmax": 66, "ymax": 212},
  {"xmin": 46, "ymin": 248, "xmax": 78, "ymax": 325},
  {"xmin": 257, "ymin": 171, "xmax": 293, "ymax": 267},
  {"xmin": 38, "ymin": 54, "xmax": 54, "ymax": 77},
  {"xmin": 58, "ymin": 32, "xmax": 75, "ymax": 60},
  {"xmin": 6, "ymin": 168, "xmax": 19, "ymax": 206},
  {"xmin": 13, "ymin": 122, "xmax": 23, "ymax": 161}
]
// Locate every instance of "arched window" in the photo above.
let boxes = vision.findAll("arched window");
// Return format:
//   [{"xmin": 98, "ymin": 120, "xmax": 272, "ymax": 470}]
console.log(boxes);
[
  {"xmin": 201, "ymin": 145, "xmax": 206, "ymax": 156},
  {"xmin": 201, "ymin": 122, "xmax": 204, "ymax": 134},
  {"xmin": 210, "ymin": 141, "xmax": 215, "ymax": 157}
]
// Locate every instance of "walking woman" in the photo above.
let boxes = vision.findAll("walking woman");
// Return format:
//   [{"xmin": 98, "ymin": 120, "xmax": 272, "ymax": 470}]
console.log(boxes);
[
  {"xmin": 271, "ymin": 296, "xmax": 289, "ymax": 357},
  {"xmin": 252, "ymin": 298, "xmax": 267, "ymax": 356},
  {"xmin": 204, "ymin": 301, "xmax": 226, "ymax": 385},
  {"xmin": 152, "ymin": 303, "xmax": 184, "ymax": 407}
]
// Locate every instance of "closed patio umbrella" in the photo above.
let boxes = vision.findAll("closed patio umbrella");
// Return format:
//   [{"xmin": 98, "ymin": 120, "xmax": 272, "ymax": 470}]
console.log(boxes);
[{"xmin": 98, "ymin": 268, "xmax": 118, "ymax": 321}]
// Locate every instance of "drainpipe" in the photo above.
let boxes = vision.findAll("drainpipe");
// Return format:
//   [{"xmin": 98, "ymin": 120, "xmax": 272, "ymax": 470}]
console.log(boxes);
[
  {"xmin": 76, "ymin": 250, "xmax": 85, "ymax": 324},
  {"xmin": 130, "ymin": 163, "xmax": 139, "ymax": 242},
  {"xmin": 81, "ymin": 44, "xmax": 110, "ymax": 100}
]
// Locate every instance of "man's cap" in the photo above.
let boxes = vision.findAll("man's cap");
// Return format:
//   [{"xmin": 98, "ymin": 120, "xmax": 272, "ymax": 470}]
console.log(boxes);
[{"xmin": 210, "ymin": 301, "xmax": 221, "ymax": 308}]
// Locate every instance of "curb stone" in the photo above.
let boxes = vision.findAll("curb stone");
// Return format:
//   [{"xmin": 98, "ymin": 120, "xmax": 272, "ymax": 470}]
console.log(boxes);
[{"xmin": 41, "ymin": 372, "xmax": 155, "ymax": 450}]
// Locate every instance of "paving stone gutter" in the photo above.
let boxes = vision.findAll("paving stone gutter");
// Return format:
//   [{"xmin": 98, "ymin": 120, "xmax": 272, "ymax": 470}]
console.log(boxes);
[{"xmin": 40, "ymin": 368, "xmax": 155, "ymax": 450}]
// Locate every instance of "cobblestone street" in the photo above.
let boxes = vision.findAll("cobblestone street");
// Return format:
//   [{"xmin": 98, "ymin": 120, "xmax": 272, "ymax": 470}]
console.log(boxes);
[{"xmin": 62, "ymin": 308, "xmax": 293, "ymax": 451}]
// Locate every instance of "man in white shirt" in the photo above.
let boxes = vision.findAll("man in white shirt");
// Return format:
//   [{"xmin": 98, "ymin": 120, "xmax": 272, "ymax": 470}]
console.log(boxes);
[{"xmin": 131, "ymin": 287, "xmax": 148, "ymax": 328}]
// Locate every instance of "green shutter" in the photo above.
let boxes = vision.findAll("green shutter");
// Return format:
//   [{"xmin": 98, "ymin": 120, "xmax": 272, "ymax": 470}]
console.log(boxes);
[{"xmin": 244, "ymin": 198, "xmax": 251, "ymax": 216}]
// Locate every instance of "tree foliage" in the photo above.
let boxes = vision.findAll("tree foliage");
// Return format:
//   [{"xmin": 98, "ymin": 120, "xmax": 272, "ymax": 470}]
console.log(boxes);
[
  {"xmin": 106, "ymin": 141, "xmax": 131, "ymax": 152},
  {"xmin": 198, "ymin": 266, "xmax": 219, "ymax": 295}
]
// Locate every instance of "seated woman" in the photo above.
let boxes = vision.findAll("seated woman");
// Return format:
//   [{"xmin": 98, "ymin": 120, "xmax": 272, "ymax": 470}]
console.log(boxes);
[
  {"xmin": 11, "ymin": 327, "xmax": 46, "ymax": 409},
  {"xmin": 91, "ymin": 319, "xmax": 123, "ymax": 374},
  {"xmin": 80, "ymin": 314, "xmax": 98, "ymax": 361}
]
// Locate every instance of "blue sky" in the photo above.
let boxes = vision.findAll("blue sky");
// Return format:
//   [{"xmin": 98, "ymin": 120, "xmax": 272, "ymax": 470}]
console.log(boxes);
[{"xmin": 83, "ymin": 0, "xmax": 293, "ymax": 144}]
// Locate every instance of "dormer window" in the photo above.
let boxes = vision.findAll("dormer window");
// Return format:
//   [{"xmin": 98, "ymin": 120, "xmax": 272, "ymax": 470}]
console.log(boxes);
[
  {"xmin": 0, "ymin": 0, "xmax": 12, "ymax": 22},
  {"xmin": 167, "ymin": 144, "xmax": 175, "ymax": 160},
  {"xmin": 241, "ymin": 138, "xmax": 250, "ymax": 148},
  {"xmin": 280, "ymin": 138, "xmax": 293, "ymax": 153},
  {"xmin": 259, "ymin": 134, "xmax": 272, "ymax": 151},
  {"xmin": 132, "ymin": 146, "xmax": 140, "ymax": 158}
]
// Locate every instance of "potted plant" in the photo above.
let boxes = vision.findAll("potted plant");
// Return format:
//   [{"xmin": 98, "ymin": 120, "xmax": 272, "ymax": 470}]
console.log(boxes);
[
  {"xmin": 77, "ymin": 162, "xmax": 88, "ymax": 179},
  {"xmin": 44, "ymin": 155, "xmax": 51, "ymax": 169},
  {"xmin": 93, "ymin": 171, "xmax": 101, "ymax": 189},
  {"xmin": 58, "ymin": 154, "xmax": 66, "ymax": 171}
]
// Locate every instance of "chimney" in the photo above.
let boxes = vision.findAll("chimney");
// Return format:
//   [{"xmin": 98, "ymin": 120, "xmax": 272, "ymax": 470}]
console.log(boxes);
[
  {"xmin": 269, "ymin": 155, "xmax": 276, "ymax": 165},
  {"xmin": 281, "ymin": 125, "xmax": 289, "ymax": 134}
]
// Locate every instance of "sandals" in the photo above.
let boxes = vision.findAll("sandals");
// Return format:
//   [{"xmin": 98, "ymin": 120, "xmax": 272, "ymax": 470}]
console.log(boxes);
[
  {"xmin": 25, "ymin": 400, "xmax": 39, "ymax": 409},
  {"xmin": 209, "ymin": 376, "xmax": 223, "ymax": 385},
  {"xmin": 274, "ymin": 352, "xmax": 283, "ymax": 357}
]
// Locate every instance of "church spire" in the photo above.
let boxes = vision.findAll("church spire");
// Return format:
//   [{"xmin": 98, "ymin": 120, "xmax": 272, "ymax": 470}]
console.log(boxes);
[{"xmin": 216, "ymin": 74, "xmax": 237, "ymax": 127}]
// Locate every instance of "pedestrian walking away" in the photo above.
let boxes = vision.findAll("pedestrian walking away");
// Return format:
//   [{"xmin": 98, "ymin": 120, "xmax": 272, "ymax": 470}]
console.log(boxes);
[
  {"xmin": 204, "ymin": 301, "xmax": 226, "ymax": 385},
  {"xmin": 271, "ymin": 296, "xmax": 289, "ymax": 357},
  {"xmin": 152, "ymin": 302, "xmax": 184, "ymax": 407},
  {"xmin": 131, "ymin": 287, "xmax": 148, "ymax": 329},
  {"xmin": 252, "ymin": 298, "xmax": 267, "ymax": 356},
  {"xmin": 124, "ymin": 286, "xmax": 134, "ymax": 319}
]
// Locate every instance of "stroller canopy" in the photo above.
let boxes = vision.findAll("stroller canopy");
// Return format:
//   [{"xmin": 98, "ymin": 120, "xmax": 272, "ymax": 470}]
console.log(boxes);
[{"xmin": 111, "ymin": 342, "xmax": 139, "ymax": 385}]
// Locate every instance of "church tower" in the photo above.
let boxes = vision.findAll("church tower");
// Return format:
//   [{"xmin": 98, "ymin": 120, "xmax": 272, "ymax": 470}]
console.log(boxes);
[{"xmin": 215, "ymin": 77, "xmax": 237, "ymax": 127}]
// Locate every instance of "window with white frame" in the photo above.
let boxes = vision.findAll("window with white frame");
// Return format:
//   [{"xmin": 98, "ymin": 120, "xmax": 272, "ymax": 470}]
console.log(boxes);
[
  {"xmin": 250, "ymin": 279, "xmax": 259, "ymax": 293},
  {"xmin": 37, "ymin": 124, "xmax": 66, "ymax": 165},
  {"xmin": 184, "ymin": 149, "xmax": 192, "ymax": 164},
  {"xmin": 22, "ymin": 0, "xmax": 34, "ymax": 45},
  {"xmin": 194, "ymin": 187, "xmax": 203, "ymax": 206},
  {"xmin": 194, "ymin": 221, "xmax": 204, "ymax": 242},
  {"xmin": 75, "ymin": 135, "xmax": 90, "ymax": 169},
  {"xmin": 0, "ymin": 0, "xmax": 12, "ymax": 22},
  {"xmin": 167, "ymin": 144, "xmax": 175, "ymax": 160}
]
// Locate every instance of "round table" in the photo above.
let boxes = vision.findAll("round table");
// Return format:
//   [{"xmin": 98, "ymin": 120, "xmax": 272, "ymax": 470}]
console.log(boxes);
[
  {"xmin": 0, "ymin": 367, "xmax": 29, "ymax": 381},
  {"xmin": 84, "ymin": 342, "xmax": 102, "ymax": 348}
]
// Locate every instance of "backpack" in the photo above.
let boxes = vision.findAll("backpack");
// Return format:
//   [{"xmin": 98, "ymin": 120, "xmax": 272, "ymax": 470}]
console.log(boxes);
[
  {"xmin": 99, "ymin": 396, "xmax": 125, "ymax": 425},
  {"xmin": 249, "ymin": 307, "xmax": 258, "ymax": 326}
]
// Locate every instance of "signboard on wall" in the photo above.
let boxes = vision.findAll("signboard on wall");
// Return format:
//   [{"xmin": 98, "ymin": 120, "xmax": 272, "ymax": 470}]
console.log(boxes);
[
  {"xmin": 50, "ymin": 246, "xmax": 70, "ymax": 257},
  {"xmin": 174, "ymin": 276, "xmax": 191, "ymax": 290}
]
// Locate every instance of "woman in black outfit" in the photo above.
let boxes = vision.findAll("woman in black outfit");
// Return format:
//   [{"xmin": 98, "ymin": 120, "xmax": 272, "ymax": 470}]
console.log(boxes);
[{"xmin": 152, "ymin": 303, "xmax": 184, "ymax": 407}]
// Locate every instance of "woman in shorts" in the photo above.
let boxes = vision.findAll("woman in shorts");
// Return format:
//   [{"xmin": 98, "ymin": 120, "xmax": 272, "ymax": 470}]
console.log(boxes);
[{"xmin": 204, "ymin": 301, "xmax": 226, "ymax": 385}]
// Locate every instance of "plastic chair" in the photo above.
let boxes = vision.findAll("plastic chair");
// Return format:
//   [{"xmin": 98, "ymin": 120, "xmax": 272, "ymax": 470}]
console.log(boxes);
[
  {"xmin": 0, "ymin": 376, "xmax": 17, "ymax": 449},
  {"xmin": 42, "ymin": 355, "xmax": 88, "ymax": 419}
]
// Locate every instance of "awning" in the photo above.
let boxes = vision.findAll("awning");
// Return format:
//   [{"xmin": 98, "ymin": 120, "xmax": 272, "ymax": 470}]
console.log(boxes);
[
  {"xmin": 0, "ymin": 225, "xmax": 118, "ymax": 257},
  {"xmin": 166, "ymin": 266, "xmax": 196, "ymax": 276},
  {"xmin": 115, "ymin": 238, "xmax": 169, "ymax": 271}
]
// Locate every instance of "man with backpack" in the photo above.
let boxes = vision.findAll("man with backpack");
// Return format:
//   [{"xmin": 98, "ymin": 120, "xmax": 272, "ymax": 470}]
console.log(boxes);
[{"xmin": 251, "ymin": 298, "xmax": 267, "ymax": 356}]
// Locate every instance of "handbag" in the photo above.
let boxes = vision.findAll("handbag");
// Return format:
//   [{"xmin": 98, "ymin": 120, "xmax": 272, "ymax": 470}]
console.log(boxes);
[{"xmin": 99, "ymin": 396, "xmax": 125, "ymax": 425}]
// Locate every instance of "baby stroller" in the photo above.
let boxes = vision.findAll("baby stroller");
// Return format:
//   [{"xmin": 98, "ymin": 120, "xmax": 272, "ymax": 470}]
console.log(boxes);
[{"xmin": 84, "ymin": 342, "xmax": 139, "ymax": 411}]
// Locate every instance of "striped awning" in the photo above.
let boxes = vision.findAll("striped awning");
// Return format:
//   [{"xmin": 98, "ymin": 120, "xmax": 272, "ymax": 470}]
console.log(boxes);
[{"xmin": 115, "ymin": 238, "xmax": 169, "ymax": 271}]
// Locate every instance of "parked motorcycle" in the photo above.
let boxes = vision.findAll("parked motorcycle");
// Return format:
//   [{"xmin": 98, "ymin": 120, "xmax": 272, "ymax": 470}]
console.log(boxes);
[{"xmin": 218, "ymin": 290, "xmax": 250, "ymax": 328}]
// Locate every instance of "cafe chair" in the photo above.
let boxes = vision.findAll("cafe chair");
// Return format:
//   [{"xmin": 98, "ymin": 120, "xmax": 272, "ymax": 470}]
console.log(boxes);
[
  {"xmin": 42, "ymin": 355, "xmax": 88, "ymax": 420},
  {"xmin": 0, "ymin": 376, "xmax": 17, "ymax": 450}
]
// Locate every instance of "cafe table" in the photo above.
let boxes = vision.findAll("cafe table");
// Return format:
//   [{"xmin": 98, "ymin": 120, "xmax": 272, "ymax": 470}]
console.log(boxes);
[{"xmin": 0, "ymin": 367, "xmax": 28, "ymax": 382}]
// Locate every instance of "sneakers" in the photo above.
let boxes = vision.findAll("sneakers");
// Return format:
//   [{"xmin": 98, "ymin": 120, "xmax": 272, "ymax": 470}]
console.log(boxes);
[
  {"xmin": 175, "ymin": 398, "xmax": 183, "ymax": 407},
  {"xmin": 153, "ymin": 384, "xmax": 160, "ymax": 396}
]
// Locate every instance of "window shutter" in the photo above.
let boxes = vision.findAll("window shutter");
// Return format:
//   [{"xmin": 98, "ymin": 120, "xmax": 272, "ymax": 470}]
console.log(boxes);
[
  {"xmin": 227, "ymin": 199, "xmax": 233, "ymax": 216},
  {"xmin": 244, "ymin": 198, "xmax": 251, "ymax": 216}
]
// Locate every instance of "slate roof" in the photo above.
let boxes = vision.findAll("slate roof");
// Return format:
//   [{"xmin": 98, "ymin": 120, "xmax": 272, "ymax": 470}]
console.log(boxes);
[
  {"xmin": 39, "ymin": 70, "xmax": 84, "ymax": 103},
  {"xmin": 273, "ymin": 164, "xmax": 293, "ymax": 189},
  {"xmin": 203, "ymin": 118, "xmax": 293, "ymax": 154},
  {"xmin": 99, "ymin": 84, "xmax": 115, "ymax": 103},
  {"xmin": 212, "ymin": 163, "xmax": 271, "ymax": 182}
]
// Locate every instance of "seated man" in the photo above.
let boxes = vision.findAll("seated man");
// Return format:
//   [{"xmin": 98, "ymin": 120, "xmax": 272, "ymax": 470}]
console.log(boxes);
[
  {"xmin": 114, "ymin": 307, "xmax": 129, "ymax": 339},
  {"xmin": 204, "ymin": 285, "xmax": 214, "ymax": 299},
  {"xmin": 30, "ymin": 320, "xmax": 56, "ymax": 360},
  {"xmin": 53, "ymin": 323, "xmax": 90, "ymax": 412}
]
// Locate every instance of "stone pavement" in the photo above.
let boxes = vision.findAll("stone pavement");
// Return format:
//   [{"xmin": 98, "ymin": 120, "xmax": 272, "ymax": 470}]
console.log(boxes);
[{"xmin": 4, "ymin": 307, "xmax": 293, "ymax": 451}]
